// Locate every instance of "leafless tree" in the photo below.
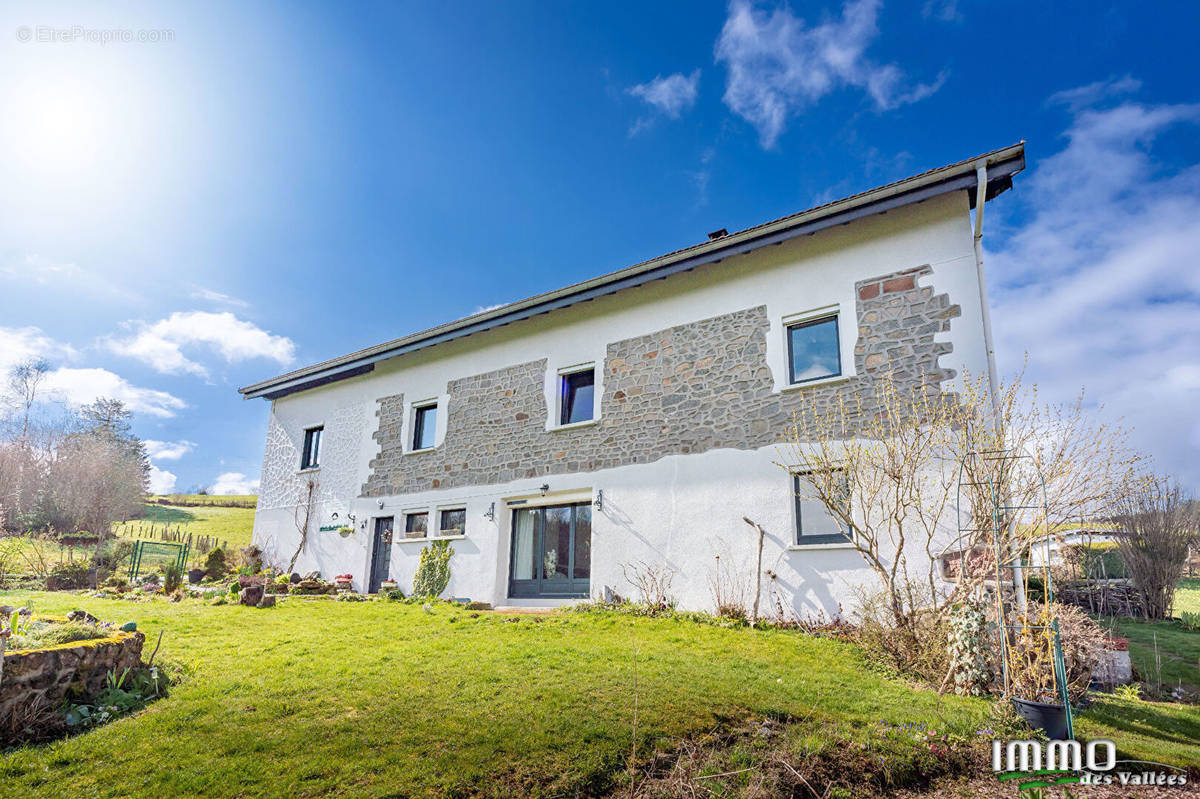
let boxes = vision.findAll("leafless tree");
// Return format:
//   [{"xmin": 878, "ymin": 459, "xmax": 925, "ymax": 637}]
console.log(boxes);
[
  {"xmin": 777, "ymin": 369, "xmax": 1142, "ymax": 633},
  {"xmin": 1113, "ymin": 478, "xmax": 1200, "ymax": 620},
  {"xmin": 5, "ymin": 359, "xmax": 49, "ymax": 444}
]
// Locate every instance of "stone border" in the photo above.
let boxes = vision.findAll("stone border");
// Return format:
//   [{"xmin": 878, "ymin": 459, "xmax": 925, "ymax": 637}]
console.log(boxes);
[{"xmin": 1, "ymin": 617, "xmax": 145, "ymax": 733}]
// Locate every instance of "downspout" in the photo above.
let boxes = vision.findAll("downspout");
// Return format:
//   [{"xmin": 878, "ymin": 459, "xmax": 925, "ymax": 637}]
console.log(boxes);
[{"xmin": 973, "ymin": 163, "xmax": 1027, "ymax": 612}]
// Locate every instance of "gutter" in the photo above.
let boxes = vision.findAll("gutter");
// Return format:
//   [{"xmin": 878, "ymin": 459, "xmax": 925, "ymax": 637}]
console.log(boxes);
[{"xmin": 241, "ymin": 142, "xmax": 1025, "ymax": 401}]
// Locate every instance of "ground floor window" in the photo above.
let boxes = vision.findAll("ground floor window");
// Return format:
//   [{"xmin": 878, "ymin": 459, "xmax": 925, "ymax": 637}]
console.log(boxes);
[{"xmin": 509, "ymin": 502, "xmax": 591, "ymax": 598}]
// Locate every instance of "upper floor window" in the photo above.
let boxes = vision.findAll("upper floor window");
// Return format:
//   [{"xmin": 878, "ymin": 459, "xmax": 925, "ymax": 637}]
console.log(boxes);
[
  {"xmin": 300, "ymin": 426, "xmax": 323, "ymax": 470},
  {"xmin": 412, "ymin": 403, "xmax": 437, "ymax": 450},
  {"xmin": 793, "ymin": 469, "xmax": 852, "ymax": 546},
  {"xmin": 559, "ymin": 367, "xmax": 595, "ymax": 425},
  {"xmin": 787, "ymin": 315, "xmax": 841, "ymax": 384}
]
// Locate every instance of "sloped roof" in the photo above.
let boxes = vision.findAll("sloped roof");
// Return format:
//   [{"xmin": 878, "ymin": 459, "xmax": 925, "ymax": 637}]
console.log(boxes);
[{"xmin": 241, "ymin": 142, "xmax": 1024, "ymax": 400}]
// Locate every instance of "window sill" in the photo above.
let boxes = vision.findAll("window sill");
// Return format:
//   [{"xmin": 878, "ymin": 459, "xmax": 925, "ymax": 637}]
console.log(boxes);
[
  {"xmin": 405, "ymin": 447, "xmax": 436, "ymax": 456},
  {"xmin": 297, "ymin": 467, "xmax": 321, "ymax": 475},
  {"xmin": 549, "ymin": 419, "xmax": 598, "ymax": 432},
  {"xmin": 779, "ymin": 374, "xmax": 853, "ymax": 393},
  {"xmin": 788, "ymin": 540, "xmax": 856, "ymax": 551},
  {"xmin": 395, "ymin": 534, "xmax": 466, "ymax": 544}
]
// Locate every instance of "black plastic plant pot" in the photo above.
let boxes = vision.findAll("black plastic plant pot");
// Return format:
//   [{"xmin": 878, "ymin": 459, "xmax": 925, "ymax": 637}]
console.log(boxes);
[
  {"xmin": 1012, "ymin": 697, "xmax": 1069, "ymax": 739},
  {"xmin": 188, "ymin": 568, "xmax": 206, "ymax": 584}
]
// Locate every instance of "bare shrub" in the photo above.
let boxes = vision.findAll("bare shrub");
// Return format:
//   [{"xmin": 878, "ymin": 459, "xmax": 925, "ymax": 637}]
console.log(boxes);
[
  {"xmin": 1007, "ymin": 601, "xmax": 1105, "ymax": 704},
  {"xmin": 707, "ymin": 549, "xmax": 749, "ymax": 620},
  {"xmin": 1113, "ymin": 478, "xmax": 1199, "ymax": 620},
  {"xmin": 621, "ymin": 560, "xmax": 676, "ymax": 611}
]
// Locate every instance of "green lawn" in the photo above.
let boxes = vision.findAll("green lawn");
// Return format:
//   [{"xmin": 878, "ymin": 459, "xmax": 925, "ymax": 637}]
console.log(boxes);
[
  {"xmin": 1176, "ymin": 577, "xmax": 1200, "ymax": 615},
  {"xmin": 1, "ymin": 593, "xmax": 1197, "ymax": 798},
  {"xmin": 1099, "ymin": 615, "xmax": 1200, "ymax": 699}
]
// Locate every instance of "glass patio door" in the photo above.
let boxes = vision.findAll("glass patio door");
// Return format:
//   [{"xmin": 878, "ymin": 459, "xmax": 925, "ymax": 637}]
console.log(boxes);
[{"xmin": 509, "ymin": 502, "xmax": 591, "ymax": 598}]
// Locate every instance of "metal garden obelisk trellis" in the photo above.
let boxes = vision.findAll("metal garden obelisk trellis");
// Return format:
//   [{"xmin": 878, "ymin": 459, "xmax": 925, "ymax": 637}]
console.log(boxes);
[{"xmin": 956, "ymin": 447, "xmax": 1074, "ymax": 739}]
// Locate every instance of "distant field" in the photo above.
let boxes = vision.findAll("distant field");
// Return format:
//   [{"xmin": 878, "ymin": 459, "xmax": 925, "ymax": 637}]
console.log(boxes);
[
  {"xmin": 147, "ymin": 493, "xmax": 257, "ymax": 508},
  {"xmin": 114, "ymin": 498, "xmax": 257, "ymax": 553}
]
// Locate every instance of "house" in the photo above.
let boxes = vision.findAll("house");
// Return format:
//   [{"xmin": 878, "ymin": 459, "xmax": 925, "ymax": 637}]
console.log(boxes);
[{"xmin": 239, "ymin": 143, "xmax": 1025, "ymax": 614}]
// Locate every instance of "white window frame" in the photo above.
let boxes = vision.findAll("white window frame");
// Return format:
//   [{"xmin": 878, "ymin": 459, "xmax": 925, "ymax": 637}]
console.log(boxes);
[
  {"xmin": 408, "ymin": 399, "xmax": 440, "ymax": 453},
  {"xmin": 395, "ymin": 503, "xmax": 468, "ymax": 543},
  {"xmin": 550, "ymin": 361, "xmax": 599, "ymax": 431}
]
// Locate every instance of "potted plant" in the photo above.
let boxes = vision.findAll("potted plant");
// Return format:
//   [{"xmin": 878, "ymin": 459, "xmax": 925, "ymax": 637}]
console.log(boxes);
[
  {"xmin": 336, "ymin": 525, "xmax": 354, "ymax": 538},
  {"xmin": 1007, "ymin": 604, "xmax": 1073, "ymax": 739}
]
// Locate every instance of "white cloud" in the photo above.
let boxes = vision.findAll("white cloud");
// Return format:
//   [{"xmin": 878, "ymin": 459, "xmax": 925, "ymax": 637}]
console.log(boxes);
[
  {"xmin": 148, "ymin": 464, "xmax": 177, "ymax": 494},
  {"xmin": 0, "ymin": 326, "xmax": 183, "ymax": 418},
  {"xmin": 0, "ymin": 253, "xmax": 81, "ymax": 284},
  {"xmin": 191, "ymin": 287, "xmax": 250, "ymax": 308},
  {"xmin": 1046, "ymin": 75, "xmax": 1141, "ymax": 112},
  {"xmin": 715, "ymin": 0, "xmax": 945, "ymax": 147},
  {"xmin": 41, "ymin": 367, "xmax": 187, "ymax": 418},
  {"xmin": 106, "ymin": 311, "xmax": 296, "ymax": 378},
  {"xmin": 209, "ymin": 471, "xmax": 260, "ymax": 495},
  {"xmin": 144, "ymin": 439, "xmax": 196, "ymax": 461},
  {"xmin": 629, "ymin": 70, "xmax": 701, "ymax": 120},
  {"xmin": 0, "ymin": 326, "xmax": 76, "ymax": 374},
  {"xmin": 988, "ymin": 91, "xmax": 1200, "ymax": 491}
]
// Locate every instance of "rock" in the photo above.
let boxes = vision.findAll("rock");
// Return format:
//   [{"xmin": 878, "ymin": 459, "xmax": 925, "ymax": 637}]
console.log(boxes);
[
  {"xmin": 66, "ymin": 610, "xmax": 100, "ymax": 624},
  {"xmin": 303, "ymin": 571, "xmax": 321, "ymax": 581},
  {"xmin": 239, "ymin": 584, "xmax": 264, "ymax": 606},
  {"xmin": 465, "ymin": 602, "xmax": 492, "ymax": 611},
  {"xmin": 257, "ymin": 595, "xmax": 276, "ymax": 608},
  {"xmin": 188, "ymin": 568, "xmax": 206, "ymax": 584},
  {"xmin": 120, "ymin": 621, "xmax": 137, "ymax": 632},
  {"xmin": 289, "ymin": 572, "xmax": 302, "ymax": 584}
]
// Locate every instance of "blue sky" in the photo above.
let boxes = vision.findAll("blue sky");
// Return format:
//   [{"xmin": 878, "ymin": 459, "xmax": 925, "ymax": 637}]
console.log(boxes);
[{"xmin": 0, "ymin": 0, "xmax": 1197, "ymax": 493}]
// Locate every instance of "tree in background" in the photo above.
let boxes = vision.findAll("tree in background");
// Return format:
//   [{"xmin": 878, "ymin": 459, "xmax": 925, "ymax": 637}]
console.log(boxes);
[{"xmin": 1114, "ymin": 479, "xmax": 1200, "ymax": 619}]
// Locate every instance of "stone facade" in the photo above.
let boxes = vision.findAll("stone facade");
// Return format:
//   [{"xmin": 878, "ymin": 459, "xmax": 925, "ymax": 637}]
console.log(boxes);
[
  {"xmin": 363, "ymin": 266, "xmax": 959, "ymax": 496},
  {"xmin": 0, "ymin": 626, "xmax": 144, "ymax": 742}
]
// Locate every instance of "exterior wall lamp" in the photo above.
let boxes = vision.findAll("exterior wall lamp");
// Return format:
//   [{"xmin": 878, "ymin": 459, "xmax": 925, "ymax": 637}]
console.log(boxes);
[
  {"xmin": 539, "ymin": 483, "xmax": 550, "ymax": 497},
  {"xmin": 593, "ymin": 490, "xmax": 603, "ymax": 511},
  {"xmin": 484, "ymin": 502, "xmax": 496, "ymax": 522}
]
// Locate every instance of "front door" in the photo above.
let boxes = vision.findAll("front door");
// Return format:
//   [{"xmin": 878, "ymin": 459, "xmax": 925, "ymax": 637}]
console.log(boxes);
[
  {"xmin": 369, "ymin": 517, "xmax": 394, "ymax": 593},
  {"xmin": 509, "ymin": 502, "xmax": 591, "ymax": 598}
]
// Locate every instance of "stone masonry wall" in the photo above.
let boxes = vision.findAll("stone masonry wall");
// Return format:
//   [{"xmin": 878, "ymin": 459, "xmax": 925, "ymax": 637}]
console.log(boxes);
[
  {"xmin": 0, "ymin": 628, "xmax": 144, "ymax": 741},
  {"xmin": 362, "ymin": 266, "xmax": 959, "ymax": 495}
]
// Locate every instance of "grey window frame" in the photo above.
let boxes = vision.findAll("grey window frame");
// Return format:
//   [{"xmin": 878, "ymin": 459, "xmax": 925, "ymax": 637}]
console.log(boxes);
[
  {"xmin": 792, "ymin": 469, "xmax": 852, "ymax": 545},
  {"xmin": 403, "ymin": 511, "xmax": 429, "ymax": 539},
  {"xmin": 438, "ymin": 508, "xmax": 467, "ymax": 537},
  {"xmin": 786, "ymin": 315, "xmax": 841, "ymax": 385},
  {"xmin": 300, "ymin": 426, "xmax": 323, "ymax": 470}
]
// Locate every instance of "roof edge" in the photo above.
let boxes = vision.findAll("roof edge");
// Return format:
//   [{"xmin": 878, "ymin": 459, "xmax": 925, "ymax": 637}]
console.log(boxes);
[{"xmin": 241, "ymin": 142, "xmax": 1025, "ymax": 400}]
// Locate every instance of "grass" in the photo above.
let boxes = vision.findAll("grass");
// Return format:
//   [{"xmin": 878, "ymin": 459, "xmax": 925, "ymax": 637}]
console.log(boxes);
[
  {"xmin": 111, "ymin": 500, "xmax": 257, "ymax": 552},
  {"xmin": 1176, "ymin": 577, "xmax": 1200, "ymax": 615},
  {"xmin": 1, "ymin": 593, "xmax": 1196, "ymax": 798},
  {"xmin": 1098, "ymin": 615, "xmax": 1200, "ymax": 698}
]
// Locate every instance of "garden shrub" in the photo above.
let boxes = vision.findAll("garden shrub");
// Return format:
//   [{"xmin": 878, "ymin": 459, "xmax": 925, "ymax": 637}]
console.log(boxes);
[
  {"xmin": 162, "ymin": 562, "xmax": 184, "ymax": 594},
  {"xmin": 411, "ymin": 540, "xmax": 452, "ymax": 598},
  {"xmin": 47, "ymin": 560, "xmax": 92, "ymax": 590},
  {"xmin": 383, "ymin": 588, "xmax": 405, "ymax": 601},
  {"xmin": 238, "ymin": 545, "xmax": 263, "ymax": 574},
  {"xmin": 203, "ymin": 547, "xmax": 228, "ymax": 578},
  {"xmin": 946, "ymin": 603, "xmax": 991, "ymax": 696}
]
